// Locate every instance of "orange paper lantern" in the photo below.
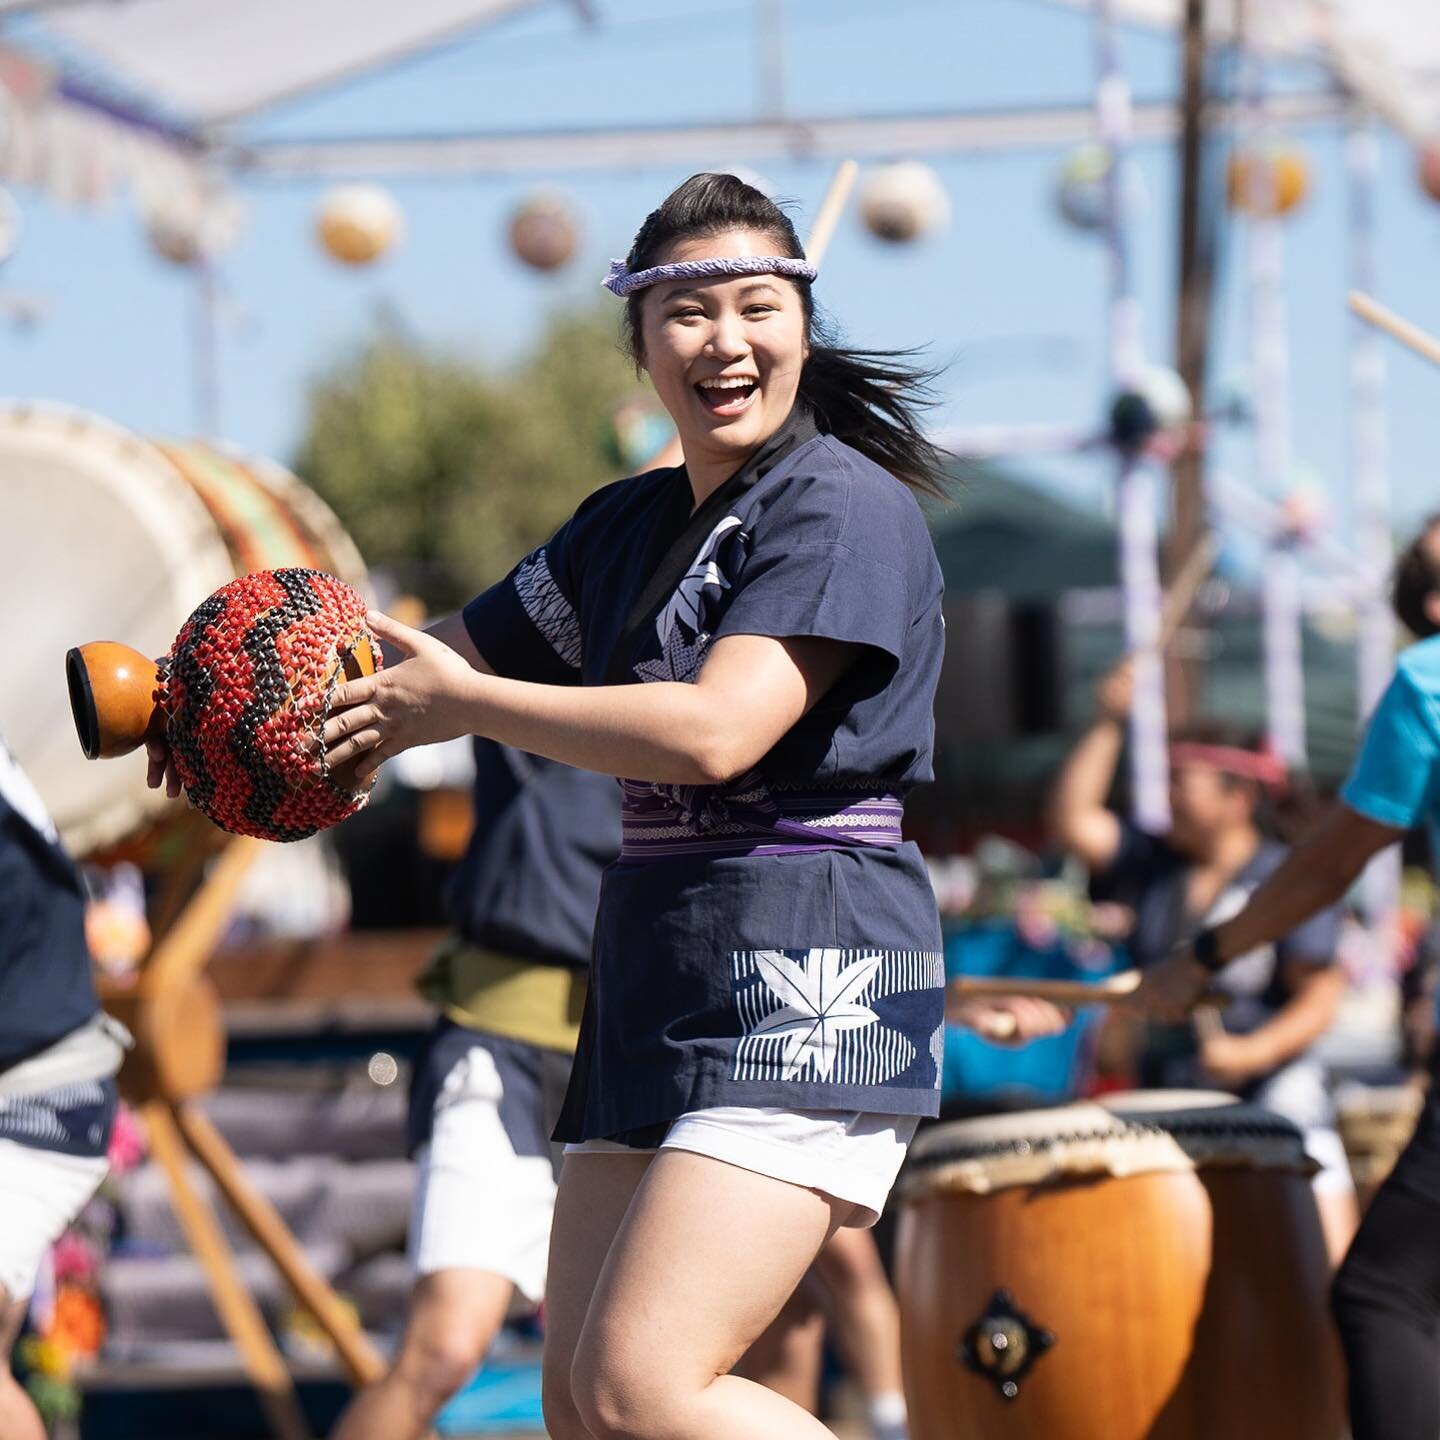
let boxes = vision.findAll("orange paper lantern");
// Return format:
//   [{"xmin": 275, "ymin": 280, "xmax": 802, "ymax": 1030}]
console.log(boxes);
[
  {"xmin": 317, "ymin": 185, "xmax": 403, "ymax": 266},
  {"xmin": 1227, "ymin": 144, "xmax": 1310, "ymax": 217}
]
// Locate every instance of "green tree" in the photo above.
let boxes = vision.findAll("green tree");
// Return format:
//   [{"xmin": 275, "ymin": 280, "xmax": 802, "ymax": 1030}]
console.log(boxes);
[{"xmin": 293, "ymin": 309, "xmax": 655, "ymax": 611}]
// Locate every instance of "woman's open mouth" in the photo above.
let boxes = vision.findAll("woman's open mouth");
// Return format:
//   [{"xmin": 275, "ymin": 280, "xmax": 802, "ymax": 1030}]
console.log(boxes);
[{"xmin": 695, "ymin": 376, "xmax": 758, "ymax": 418}]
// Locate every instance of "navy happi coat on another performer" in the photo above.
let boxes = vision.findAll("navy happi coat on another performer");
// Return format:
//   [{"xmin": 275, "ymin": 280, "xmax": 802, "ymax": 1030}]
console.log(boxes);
[{"xmin": 462, "ymin": 409, "xmax": 947, "ymax": 1141}]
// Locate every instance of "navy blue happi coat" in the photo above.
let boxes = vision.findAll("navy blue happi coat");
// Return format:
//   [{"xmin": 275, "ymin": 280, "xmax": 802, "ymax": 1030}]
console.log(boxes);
[{"xmin": 463, "ymin": 409, "xmax": 947, "ymax": 1141}]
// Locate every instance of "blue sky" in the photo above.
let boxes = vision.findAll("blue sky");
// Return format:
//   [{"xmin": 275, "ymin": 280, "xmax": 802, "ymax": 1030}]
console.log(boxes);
[{"xmin": 5, "ymin": 0, "xmax": 1440, "ymax": 552}]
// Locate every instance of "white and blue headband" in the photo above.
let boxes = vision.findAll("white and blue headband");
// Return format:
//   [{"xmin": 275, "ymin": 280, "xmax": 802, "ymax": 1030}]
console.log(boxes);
[{"xmin": 602, "ymin": 254, "xmax": 817, "ymax": 298}]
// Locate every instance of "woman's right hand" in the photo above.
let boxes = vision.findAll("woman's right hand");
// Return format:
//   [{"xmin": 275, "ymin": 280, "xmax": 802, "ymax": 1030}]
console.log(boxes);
[
  {"xmin": 145, "ymin": 737, "xmax": 182, "ymax": 799},
  {"xmin": 1095, "ymin": 657, "xmax": 1135, "ymax": 723}
]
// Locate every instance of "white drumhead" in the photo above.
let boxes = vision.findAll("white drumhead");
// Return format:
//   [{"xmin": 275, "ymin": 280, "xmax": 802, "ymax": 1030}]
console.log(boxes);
[
  {"xmin": 245, "ymin": 452, "xmax": 371, "ymax": 596},
  {"xmin": 1099, "ymin": 1089, "xmax": 1240, "ymax": 1116},
  {"xmin": 0, "ymin": 404, "xmax": 233, "ymax": 854},
  {"xmin": 903, "ymin": 1091, "xmax": 1310, "ymax": 1197}
]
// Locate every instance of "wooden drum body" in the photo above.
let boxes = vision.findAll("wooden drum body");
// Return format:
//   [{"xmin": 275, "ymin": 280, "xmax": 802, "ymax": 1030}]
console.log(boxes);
[
  {"xmin": 896, "ymin": 1092, "xmax": 1343, "ymax": 1440},
  {"xmin": 0, "ymin": 405, "xmax": 368, "ymax": 855}
]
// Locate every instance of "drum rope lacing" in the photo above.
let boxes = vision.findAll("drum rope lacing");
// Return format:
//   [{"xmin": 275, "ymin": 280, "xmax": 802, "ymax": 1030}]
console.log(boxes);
[{"xmin": 909, "ymin": 1113, "xmax": 1305, "ymax": 1167}]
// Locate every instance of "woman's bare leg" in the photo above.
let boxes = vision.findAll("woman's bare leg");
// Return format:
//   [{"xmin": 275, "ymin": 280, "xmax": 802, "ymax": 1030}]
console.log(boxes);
[
  {"xmin": 542, "ymin": 1151, "xmax": 653, "ymax": 1440},
  {"xmin": 732, "ymin": 1276, "xmax": 826, "ymax": 1410},
  {"xmin": 571, "ymin": 1149, "xmax": 852, "ymax": 1440}
]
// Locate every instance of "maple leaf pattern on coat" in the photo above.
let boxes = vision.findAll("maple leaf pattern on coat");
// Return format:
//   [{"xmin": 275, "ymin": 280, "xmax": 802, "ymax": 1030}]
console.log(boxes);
[{"xmin": 731, "ymin": 948, "xmax": 944, "ymax": 1087}]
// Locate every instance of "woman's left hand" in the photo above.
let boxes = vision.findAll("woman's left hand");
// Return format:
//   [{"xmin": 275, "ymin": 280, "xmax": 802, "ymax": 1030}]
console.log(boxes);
[{"xmin": 322, "ymin": 611, "xmax": 480, "ymax": 783}]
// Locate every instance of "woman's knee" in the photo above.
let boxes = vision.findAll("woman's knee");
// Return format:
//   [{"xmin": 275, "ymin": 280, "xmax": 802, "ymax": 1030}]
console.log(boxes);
[
  {"xmin": 395, "ymin": 1325, "xmax": 487, "ymax": 1406},
  {"xmin": 570, "ymin": 1339, "xmax": 690, "ymax": 1440}
]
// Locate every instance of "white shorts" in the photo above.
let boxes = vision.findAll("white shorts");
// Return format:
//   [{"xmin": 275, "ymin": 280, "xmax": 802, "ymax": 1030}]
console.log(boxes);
[
  {"xmin": 408, "ymin": 1038, "xmax": 567, "ymax": 1304},
  {"xmin": 565, "ymin": 1107, "xmax": 919, "ymax": 1228},
  {"xmin": 0, "ymin": 1139, "xmax": 108, "ymax": 1301},
  {"xmin": 1303, "ymin": 1124, "xmax": 1358, "ymax": 1199}
]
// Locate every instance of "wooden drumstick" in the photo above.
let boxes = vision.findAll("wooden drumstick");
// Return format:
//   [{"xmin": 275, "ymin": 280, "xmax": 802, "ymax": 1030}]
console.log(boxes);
[
  {"xmin": 948, "ymin": 972, "xmax": 1142, "ymax": 1006},
  {"xmin": 805, "ymin": 158, "xmax": 860, "ymax": 266},
  {"xmin": 1349, "ymin": 291, "xmax": 1440, "ymax": 369},
  {"xmin": 1151, "ymin": 533, "xmax": 1217, "ymax": 654}
]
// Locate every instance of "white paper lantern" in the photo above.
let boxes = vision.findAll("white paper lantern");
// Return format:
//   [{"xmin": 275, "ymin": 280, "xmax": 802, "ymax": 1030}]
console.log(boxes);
[
  {"xmin": 1055, "ymin": 144, "xmax": 1112, "ymax": 232},
  {"xmin": 145, "ymin": 188, "xmax": 243, "ymax": 267},
  {"xmin": 859, "ymin": 162, "xmax": 949, "ymax": 244},
  {"xmin": 317, "ymin": 185, "xmax": 403, "ymax": 266}
]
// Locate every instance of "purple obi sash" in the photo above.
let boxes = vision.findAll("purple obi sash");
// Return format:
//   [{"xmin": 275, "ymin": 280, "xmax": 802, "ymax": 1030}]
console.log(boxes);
[{"xmin": 618, "ymin": 772, "xmax": 904, "ymax": 863}]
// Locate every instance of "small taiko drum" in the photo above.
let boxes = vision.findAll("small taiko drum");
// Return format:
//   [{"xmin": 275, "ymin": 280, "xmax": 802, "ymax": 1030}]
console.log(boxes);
[
  {"xmin": 1337, "ymin": 1082, "xmax": 1424, "ymax": 1208},
  {"xmin": 0, "ymin": 404, "xmax": 368, "ymax": 854},
  {"xmin": 896, "ymin": 1091, "xmax": 1343, "ymax": 1440}
]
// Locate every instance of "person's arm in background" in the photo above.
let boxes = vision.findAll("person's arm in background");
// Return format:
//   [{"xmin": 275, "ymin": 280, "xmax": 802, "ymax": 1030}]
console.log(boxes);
[
  {"xmin": 1135, "ymin": 661, "xmax": 1440, "ymax": 1017},
  {"xmin": 1045, "ymin": 659, "xmax": 1133, "ymax": 872},
  {"xmin": 1199, "ymin": 963, "xmax": 1346, "ymax": 1087}
]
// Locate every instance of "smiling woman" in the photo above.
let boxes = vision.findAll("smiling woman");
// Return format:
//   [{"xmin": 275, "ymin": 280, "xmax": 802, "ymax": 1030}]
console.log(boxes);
[{"xmin": 150, "ymin": 171, "xmax": 974, "ymax": 1440}]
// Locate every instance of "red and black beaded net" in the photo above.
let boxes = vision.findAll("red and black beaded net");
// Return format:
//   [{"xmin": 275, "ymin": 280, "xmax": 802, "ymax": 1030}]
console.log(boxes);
[{"xmin": 160, "ymin": 568, "xmax": 382, "ymax": 842}]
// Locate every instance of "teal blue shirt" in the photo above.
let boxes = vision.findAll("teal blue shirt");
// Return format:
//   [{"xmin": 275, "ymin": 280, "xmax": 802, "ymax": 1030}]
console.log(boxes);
[{"xmin": 1341, "ymin": 635, "xmax": 1440, "ymax": 844}]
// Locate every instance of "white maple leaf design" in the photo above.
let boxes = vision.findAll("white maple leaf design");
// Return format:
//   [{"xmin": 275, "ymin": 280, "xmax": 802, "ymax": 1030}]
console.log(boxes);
[
  {"xmin": 654, "ymin": 515, "xmax": 743, "ymax": 646},
  {"xmin": 747, "ymin": 948, "xmax": 884, "ymax": 1082}
]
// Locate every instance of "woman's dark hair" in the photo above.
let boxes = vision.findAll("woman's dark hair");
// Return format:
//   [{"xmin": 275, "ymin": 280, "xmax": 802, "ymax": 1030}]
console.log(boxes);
[
  {"xmin": 1168, "ymin": 718, "xmax": 1319, "ymax": 844},
  {"xmin": 1392, "ymin": 515, "xmax": 1440, "ymax": 638},
  {"xmin": 620, "ymin": 172, "xmax": 948, "ymax": 498}
]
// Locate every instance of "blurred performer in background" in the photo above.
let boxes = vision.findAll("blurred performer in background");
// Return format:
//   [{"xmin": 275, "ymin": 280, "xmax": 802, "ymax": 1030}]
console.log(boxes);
[
  {"xmin": 330, "ymin": 740, "xmax": 617, "ymax": 1440},
  {"xmin": 0, "ymin": 735, "xmax": 125, "ymax": 1440},
  {"xmin": 1137, "ymin": 515, "xmax": 1440, "ymax": 1440},
  {"xmin": 1047, "ymin": 660, "xmax": 1358, "ymax": 1262},
  {"xmin": 736, "ymin": 1229, "xmax": 909, "ymax": 1440}
]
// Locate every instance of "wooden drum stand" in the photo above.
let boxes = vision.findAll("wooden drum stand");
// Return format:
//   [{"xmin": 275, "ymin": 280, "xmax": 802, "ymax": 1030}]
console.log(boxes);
[{"xmin": 102, "ymin": 836, "xmax": 384, "ymax": 1440}]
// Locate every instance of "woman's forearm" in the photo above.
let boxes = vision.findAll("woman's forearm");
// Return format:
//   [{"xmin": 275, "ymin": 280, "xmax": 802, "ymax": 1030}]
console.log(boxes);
[{"xmin": 447, "ymin": 669, "xmax": 749, "ymax": 784}]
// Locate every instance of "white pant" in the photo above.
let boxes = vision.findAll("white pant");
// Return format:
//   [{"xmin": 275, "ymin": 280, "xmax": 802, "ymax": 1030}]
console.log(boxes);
[
  {"xmin": 566, "ymin": 1107, "xmax": 919, "ymax": 1228},
  {"xmin": 0, "ymin": 1139, "xmax": 108, "ymax": 1301},
  {"xmin": 407, "ymin": 1044, "xmax": 559, "ymax": 1303}
]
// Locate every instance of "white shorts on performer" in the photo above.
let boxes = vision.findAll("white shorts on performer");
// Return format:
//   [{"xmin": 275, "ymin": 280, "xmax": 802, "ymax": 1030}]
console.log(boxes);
[
  {"xmin": 0, "ymin": 1139, "xmax": 108, "ymax": 1302},
  {"xmin": 1304, "ymin": 1124, "xmax": 1358, "ymax": 1198},
  {"xmin": 565, "ymin": 1107, "xmax": 919, "ymax": 1228},
  {"xmin": 407, "ymin": 1040, "xmax": 564, "ymax": 1304}
]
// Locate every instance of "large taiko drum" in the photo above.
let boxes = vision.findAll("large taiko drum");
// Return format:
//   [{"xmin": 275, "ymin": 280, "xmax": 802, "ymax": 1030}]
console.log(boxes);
[
  {"xmin": 896, "ymin": 1091, "xmax": 1343, "ymax": 1440},
  {"xmin": 0, "ymin": 404, "xmax": 368, "ymax": 855}
]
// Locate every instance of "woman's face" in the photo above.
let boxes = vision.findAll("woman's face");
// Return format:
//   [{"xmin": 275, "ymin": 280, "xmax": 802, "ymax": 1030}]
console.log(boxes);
[
  {"xmin": 1168, "ymin": 762, "xmax": 1253, "ymax": 852},
  {"xmin": 637, "ymin": 227, "xmax": 808, "ymax": 471}
]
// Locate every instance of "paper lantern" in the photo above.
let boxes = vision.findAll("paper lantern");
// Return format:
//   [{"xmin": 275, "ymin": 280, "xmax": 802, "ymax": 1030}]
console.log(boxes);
[
  {"xmin": 1227, "ymin": 144, "xmax": 1309, "ymax": 217},
  {"xmin": 145, "ymin": 189, "xmax": 243, "ymax": 267},
  {"xmin": 1109, "ymin": 365, "xmax": 1193, "ymax": 453},
  {"xmin": 1418, "ymin": 141, "xmax": 1440, "ymax": 204},
  {"xmin": 508, "ymin": 192, "xmax": 580, "ymax": 272},
  {"xmin": 859, "ymin": 162, "xmax": 949, "ymax": 244},
  {"xmin": 317, "ymin": 185, "xmax": 403, "ymax": 266},
  {"xmin": 1055, "ymin": 144, "xmax": 1112, "ymax": 232}
]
